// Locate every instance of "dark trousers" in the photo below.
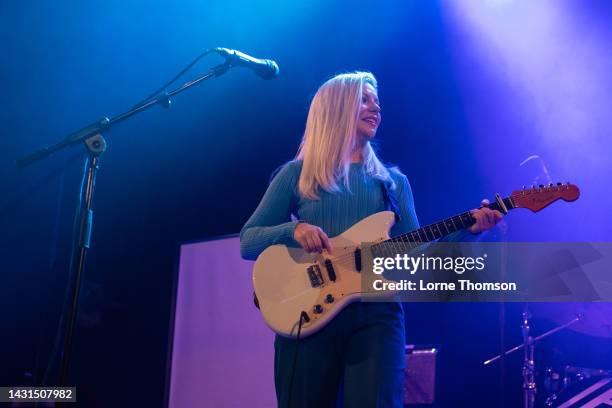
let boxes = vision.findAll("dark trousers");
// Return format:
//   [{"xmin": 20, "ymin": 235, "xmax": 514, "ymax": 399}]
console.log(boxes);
[{"xmin": 274, "ymin": 302, "xmax": 405, "ymax": 408}]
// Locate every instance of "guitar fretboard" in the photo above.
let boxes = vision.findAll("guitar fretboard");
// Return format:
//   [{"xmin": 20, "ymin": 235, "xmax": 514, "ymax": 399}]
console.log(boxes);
[{"xmin": 371, "ymin": 196, "xmax": 514, "ymax": 257}]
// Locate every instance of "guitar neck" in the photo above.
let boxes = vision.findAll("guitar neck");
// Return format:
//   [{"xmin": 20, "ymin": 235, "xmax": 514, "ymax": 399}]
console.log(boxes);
[{"xmin": 376, "ymin": 196, "xmax": 515, "ymax": 251}]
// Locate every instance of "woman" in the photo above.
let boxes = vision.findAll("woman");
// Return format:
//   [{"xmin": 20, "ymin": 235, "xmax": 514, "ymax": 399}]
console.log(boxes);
[{"xmin": 240, "ymin": 72, "xmax": 500, "ymax": 408}]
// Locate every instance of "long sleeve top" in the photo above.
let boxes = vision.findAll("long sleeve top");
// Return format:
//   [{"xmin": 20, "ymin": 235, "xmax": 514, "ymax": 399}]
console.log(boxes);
[{"xmin": 240, "ymin": 160, "xmax": 420, "ymax": 260}]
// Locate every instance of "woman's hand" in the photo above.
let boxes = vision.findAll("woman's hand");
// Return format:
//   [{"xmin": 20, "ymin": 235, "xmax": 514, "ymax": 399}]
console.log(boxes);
[
  {"xmin": 293, "ymin": 222, "xmax": 333, "ymax": 253},
  {"xmin": 469, "ymin": 205, "xmax": 503, "ymax": 234}
]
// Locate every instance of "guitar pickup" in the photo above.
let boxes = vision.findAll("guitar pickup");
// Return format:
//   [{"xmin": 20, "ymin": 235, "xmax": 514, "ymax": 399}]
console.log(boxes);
[
  {"xmin": 354, "ymin": 248, "xmax": 362, "ymax": 272},
  {"xmin": 307, "ymin": 265, "xmax": 324, "ymax": 288},
  {"xmin": 324, "ymin": 259, "xmax": 336, "ymax": 282}
]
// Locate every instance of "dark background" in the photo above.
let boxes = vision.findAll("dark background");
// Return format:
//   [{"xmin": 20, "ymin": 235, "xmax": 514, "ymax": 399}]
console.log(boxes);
[{"xmin": 2, "ymin": 0, "xmax": 611, "ymax": 406}]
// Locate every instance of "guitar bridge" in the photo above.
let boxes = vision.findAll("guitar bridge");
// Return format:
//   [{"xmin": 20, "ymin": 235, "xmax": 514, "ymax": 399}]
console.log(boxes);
[{"xmin": 307, "ymin": 264, "xmax": 324, "ymax": 288}]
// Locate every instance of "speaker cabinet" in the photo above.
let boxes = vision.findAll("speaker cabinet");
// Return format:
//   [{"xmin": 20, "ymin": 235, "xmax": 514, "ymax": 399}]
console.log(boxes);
[{"xmin": 404, "ymin": 345, "xmax": 438, "ymax": 406}]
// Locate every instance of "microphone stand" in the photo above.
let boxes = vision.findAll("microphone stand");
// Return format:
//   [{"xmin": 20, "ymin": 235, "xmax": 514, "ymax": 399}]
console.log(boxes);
[{"xmin": 17, "ymin": 61, "xmax": 232, "ymax": 386}]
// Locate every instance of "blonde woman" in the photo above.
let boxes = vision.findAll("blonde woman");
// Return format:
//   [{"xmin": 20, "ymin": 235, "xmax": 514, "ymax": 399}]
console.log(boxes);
[{"xmin": 240, "ymin": 72, "xmax": 500, "ymax": 407}]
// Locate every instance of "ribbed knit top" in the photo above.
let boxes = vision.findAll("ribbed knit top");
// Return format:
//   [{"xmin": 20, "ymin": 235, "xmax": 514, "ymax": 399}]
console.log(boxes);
[{"xmin": 239, "ymin": 160, "xmax": 420, "ymax": 260}]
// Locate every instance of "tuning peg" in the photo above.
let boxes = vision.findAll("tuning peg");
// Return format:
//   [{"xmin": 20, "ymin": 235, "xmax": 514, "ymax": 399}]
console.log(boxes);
[{"xmin": 557, "ymin": 182, "xmax": 562, "ymax": 186}]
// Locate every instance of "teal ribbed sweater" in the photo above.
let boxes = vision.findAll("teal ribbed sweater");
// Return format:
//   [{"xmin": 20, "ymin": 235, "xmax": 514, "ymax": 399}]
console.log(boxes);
[{"xmin": 240, "ymin": 161, "xmax": 420, "ymax": 261}]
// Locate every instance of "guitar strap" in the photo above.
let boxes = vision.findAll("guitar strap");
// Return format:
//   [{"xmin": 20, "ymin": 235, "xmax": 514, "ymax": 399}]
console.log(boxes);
[{"xmin": 381, "ymin": 180, "xmax": 402, "ymax": 223}]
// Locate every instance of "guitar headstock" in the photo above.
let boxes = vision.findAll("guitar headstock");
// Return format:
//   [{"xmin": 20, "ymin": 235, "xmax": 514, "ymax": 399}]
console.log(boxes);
[{"xmin": 510, "ymin": 182, "xmax": 580, "ymax": 212}]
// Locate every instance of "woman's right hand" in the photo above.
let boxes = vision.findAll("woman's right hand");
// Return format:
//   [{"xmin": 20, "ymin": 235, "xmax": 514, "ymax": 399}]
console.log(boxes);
[{"xmin": 293, "ymin": 222, "xmax": 333, "ymax": 254}]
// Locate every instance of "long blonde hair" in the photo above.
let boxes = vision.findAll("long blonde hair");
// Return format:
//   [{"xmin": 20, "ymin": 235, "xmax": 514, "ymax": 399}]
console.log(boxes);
[{"xmin": 296, "ymin": 71, "xmax": 395, "ymax": 199}]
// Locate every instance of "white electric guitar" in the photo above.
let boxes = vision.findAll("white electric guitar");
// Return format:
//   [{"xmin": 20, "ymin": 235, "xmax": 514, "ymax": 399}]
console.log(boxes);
[{"xmin": 252, "ymin": 183, "xmax": 580, "ymax": 338}]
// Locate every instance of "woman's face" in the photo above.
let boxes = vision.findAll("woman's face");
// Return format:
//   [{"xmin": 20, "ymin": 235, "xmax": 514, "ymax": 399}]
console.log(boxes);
[{"xmin": 356, "ymin": 82, "xmax": 381, "ymax": 141}]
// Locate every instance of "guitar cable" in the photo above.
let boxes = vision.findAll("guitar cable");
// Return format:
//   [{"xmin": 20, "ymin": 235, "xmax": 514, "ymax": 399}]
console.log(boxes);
[
  {"xmin": 129, "ymin": 49, "xmax": 217, "ymax": 109},
  {"xmin": 287, "ymin": 311, "xmax": 309, "ymax": 408}
]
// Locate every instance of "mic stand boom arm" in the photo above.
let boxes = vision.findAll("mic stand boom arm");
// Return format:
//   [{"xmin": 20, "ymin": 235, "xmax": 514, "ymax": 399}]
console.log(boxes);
[{"xmin": 16, "ymin": 62, "xmax": 230, "ymax": 167}]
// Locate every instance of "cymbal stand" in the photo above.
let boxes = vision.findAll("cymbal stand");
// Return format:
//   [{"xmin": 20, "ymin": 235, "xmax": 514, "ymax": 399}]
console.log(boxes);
[{"xmin": 483, "ymin": 312, "xmax": 581, "ymax": 408}]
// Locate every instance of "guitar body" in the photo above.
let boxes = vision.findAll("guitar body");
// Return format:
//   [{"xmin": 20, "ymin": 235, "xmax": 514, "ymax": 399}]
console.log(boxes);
[
  {"xmin": 252, "ymin": 211, "xmax": 395, "ymax": 338},
  {"xmin": 251, "ymin": 182, "xmax": 579, "ymax": 339}
]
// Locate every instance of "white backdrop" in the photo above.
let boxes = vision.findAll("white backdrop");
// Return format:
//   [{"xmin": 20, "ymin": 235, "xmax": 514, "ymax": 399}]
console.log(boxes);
[{"xmin": 169, "ymin": 236, "xmax": 276, "ymax": 408}]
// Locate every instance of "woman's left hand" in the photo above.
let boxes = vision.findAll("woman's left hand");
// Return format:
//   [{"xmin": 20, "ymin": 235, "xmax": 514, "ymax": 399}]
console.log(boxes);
[{"xmin": 468, "ymin": 206, "xmax": 503, "ymax": 234}]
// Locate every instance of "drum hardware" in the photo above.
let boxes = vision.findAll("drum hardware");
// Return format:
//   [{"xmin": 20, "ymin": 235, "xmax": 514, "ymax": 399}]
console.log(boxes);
[
  {"xmin": 545, "ymin": 370, "xmax": 612, "ymax": 407},
  {"xmin": 484, "ymin": 307, "xmax": 582, "ymax": 408},
  {"xmin": 544, "ymin": 365, "xmax": 612, "ymax": 406},
  {"xmin": 564, "ymin": 365, "xmax": 612, "ymax": 380},
  {"xmin": 543, "ymin": 367, "xmax": 567, "ymax": 396}
]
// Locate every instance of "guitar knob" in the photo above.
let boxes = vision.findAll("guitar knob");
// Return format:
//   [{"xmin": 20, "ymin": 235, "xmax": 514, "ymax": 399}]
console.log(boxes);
[
  {"xmin": 325, "ymin": 294, "xmax": 334, "ymax": 303},
  {"xmin": 313, "ymin": 304, "xmax": 323, "ymax": 314}
]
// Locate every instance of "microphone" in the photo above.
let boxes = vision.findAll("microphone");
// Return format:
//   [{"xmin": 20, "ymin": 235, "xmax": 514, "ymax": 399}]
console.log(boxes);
[{"xmin": 212, "ymin": 47, "xmax": 279, "ymax": 80}]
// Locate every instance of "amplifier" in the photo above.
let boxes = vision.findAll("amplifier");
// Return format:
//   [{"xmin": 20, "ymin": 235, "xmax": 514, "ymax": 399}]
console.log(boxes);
[{"xmin": 404, "ymin": 344, "xmax": 438, "ymax": 406}]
